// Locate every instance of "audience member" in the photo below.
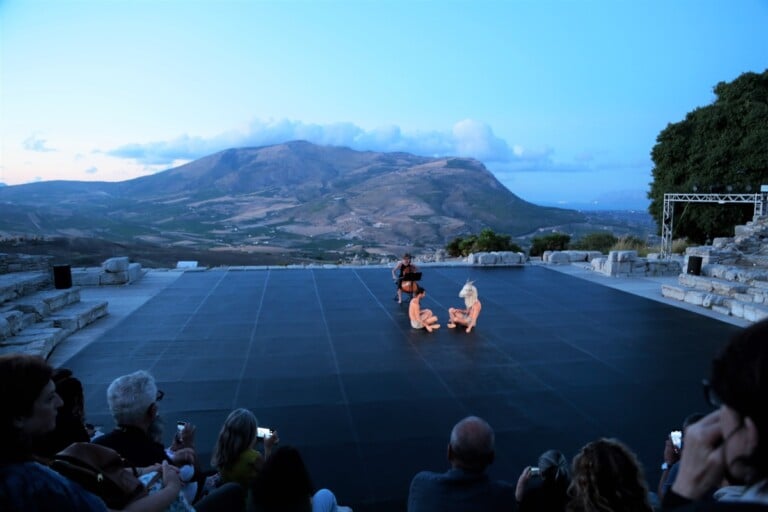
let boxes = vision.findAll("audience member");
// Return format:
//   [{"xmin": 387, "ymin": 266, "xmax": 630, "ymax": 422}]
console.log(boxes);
[
  {"xmin": 253, "ymin": 445, "xmax": 352, "ymax": 512},
  {"xmin": 392, "ymin": 252, "xmax": 419, "ymax": 304},
  {"xmin": 35, "ymin": 367, "xmax": 91, "ymax": 458},
  {"xmin": 447, "ymin": 280, "xmax": 482, "ymax": 333},
  {"xmin": 94, "ymin": 370, "xmax": 199, "ymax": 502},
  {"xmin": 409, "ymin": 286, "xmax": 440, "ymax": 332},
  {"xmin": 664, "ymin": 319, "xmax": 768, "ymax": 510},
  {"xmin": 0, "ymin": 353, "xmax": 183, "ymax": 512},
  {"xmin": 516, "ymin": 449, "xmax": 571, "ymax": 512},
  {"xmin": 209, "ymin": 408, "xmax": 279, "ymax": 507},
  {"xmin": 657, "ymin": 413, "xmax": 707, "ymax": 500},
  {"xmin": 567, "ymin": 438, "xmax": 653, "ymax": 512},
  {"xmin": 407, "ymin": 415, "xmax": 515, "ymax": 511}
]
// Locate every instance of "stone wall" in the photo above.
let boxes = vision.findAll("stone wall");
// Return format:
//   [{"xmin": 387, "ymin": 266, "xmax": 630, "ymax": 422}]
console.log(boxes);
[{"xmin": 0, "ymin": 253, "xmax": 53, "ymax": 275}]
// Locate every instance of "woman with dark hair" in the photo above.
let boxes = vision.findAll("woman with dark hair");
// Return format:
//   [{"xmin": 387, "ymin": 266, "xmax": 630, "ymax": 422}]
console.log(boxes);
[
  {"xmin": 254, "ymin": 445, "xmax": 351, "ymax": 512},
  {"xmin": 36, "ymin": 368, "xmax": 91, "ymax": 458},
  {"xmin": 516, "ymin": 449, "xmax": 571, "ymax": 511},
  {"xmin": 567, "ymin": 438, "xmax": 652, "ymax": 512},
  {"xmin": 0, "ymin": 353, "xmax": 183, "ymax": 512}
]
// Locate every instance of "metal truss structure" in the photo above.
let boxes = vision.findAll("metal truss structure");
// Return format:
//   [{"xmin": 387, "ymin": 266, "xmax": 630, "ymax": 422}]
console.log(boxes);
[{"xmin": 661, "ymin": 193, "xmax": 766, "ymax": 258}]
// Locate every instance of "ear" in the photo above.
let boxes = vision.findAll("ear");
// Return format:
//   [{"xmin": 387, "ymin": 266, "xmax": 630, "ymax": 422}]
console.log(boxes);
[
  {"xmin": 146, "ymin": 402, "xmax": 158, "ymax": 419},
  {"xmin": 447, "ymin": 443, "xmax": 454, "ymax": 463}
]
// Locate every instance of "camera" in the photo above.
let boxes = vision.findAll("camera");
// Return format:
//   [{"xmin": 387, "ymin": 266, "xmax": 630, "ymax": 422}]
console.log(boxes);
[
  {"xmin": 257, "ymin": 426, "xmax": 274, "ymax": 439},
  {"xmin": 670, "ymin": 430, "xmax": 682, "ymax": 449},
  {"xmin": 529, "ymin": 467, "xmax": 540, "ymax": 476}
]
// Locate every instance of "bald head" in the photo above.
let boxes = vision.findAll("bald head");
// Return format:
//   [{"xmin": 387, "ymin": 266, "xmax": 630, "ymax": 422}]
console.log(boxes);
[{"xmin": 448, "ymin": 416, "xmax": 495, "ymax": 471}]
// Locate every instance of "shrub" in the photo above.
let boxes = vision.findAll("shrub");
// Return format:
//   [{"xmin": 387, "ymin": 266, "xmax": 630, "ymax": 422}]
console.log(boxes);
[
  {"xmin": 570, "ymin": 232, "xmax": 618, "ymax": 253},
  {"xmin": 445, "ymin": 229, "xmax": 522, "ymax": 257},
  {"xmin": 671, "ymin": 238, "xmax": 691, "ymax": 254},
  {"xmin": 610, "ymin": 235, "xmax": 650, "ymax": 256},
  {"xmin": 530, "ymin": 233, "xmax": 571, "ymax": 256}
]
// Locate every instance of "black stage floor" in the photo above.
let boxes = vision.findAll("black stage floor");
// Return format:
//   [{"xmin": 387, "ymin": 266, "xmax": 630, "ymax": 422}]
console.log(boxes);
[{"xmin": 65, "ymin": 266, "xmax": 742, "ymax": 511}]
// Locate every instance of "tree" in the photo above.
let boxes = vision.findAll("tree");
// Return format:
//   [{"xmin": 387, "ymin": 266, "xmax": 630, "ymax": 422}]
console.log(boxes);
[
  {"xmin": 529, "ymin": 233, "xmax": 570, "ymax": 256},
  {"xmin": 648, "ymin": 70, "xmax": 768, "ymax": 243},
  {"xmin": 445, "ymin": 229, "xmax": 522, "ymax": 256}
]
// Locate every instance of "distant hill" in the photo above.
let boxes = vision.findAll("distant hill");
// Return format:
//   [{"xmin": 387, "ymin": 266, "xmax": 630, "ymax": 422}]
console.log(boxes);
[{"xmin": 0, "ymin": 141, "xmax": 587, "ymax": 263}]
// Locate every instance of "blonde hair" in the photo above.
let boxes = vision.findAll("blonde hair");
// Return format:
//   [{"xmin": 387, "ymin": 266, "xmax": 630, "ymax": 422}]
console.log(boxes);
[{"xmin": 211, "ymin": 408, "xmax": 258, "ymax": 471}]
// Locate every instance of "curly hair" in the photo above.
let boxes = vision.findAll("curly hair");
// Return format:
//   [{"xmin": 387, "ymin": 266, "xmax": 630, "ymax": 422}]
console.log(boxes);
[{"xmin": 567, "ymin": 438, "xmax": 652, "ymax": 512}]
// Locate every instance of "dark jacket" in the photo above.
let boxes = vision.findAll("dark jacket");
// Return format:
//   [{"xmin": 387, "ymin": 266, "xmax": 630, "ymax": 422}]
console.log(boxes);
[{"xmin": 408, "ymin": 467, "xmax": 516, "ymax": 512}]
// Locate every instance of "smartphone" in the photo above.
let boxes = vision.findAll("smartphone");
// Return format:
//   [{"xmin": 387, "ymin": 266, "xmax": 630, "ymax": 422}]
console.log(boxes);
[
  {"xmin": 177, "ymin": 421, "xmax": 186, "ymax": 432},
  {"xmin": 257, "ymin": 426, "xmax": 273, "ymax": 439},
  {"xmin": 529, "ymin": 467, "xmax": 540, "ymax": 476},
  {"xmin": 670, "ymin": 430, "xmax": 682, "ymax": 449}
]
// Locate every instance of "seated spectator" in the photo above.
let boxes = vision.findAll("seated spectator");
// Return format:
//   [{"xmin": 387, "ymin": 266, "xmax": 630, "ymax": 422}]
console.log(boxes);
[
  {"xmin": 210, "ymin": 408, "xmax": 278, "ymax": 502},
  {"xmin": 0, "ymin": 353, "xmax": 183, "ymax": 512},
  {"xmin": 408, "ymin": 415, "xmax": 515, "ymax": 512},
  {"xmin": 392, "ymin": 252, "xmax": 419, "ymax": 304},
  {"xmin": 657, "ymin": 413, "xmax": 706, "ymax": 500},
  {"xmin": 664, "ymin": 319, "xmax": 768, "ymax": 510},
  {"xmin": 516, "ymin": 449, "xmax": 571, "ymax": 512},
  {"xmin": 567, "ymin": 438, "xmax": 653, "ymax": 512},
  {"xmin": 253, "ymin": 445, "xmax": 352, "ymax": 512},
  {"xmin": 409, "ymin": 287, "xmax": 440, "ymax": 332},
  {"xmin": 94, "ymin": 370, "xmax": 199, "ymax": 502},
  {"xmin": 447, "ymin": 280, "xmax": 482, "ymax": 333},
  {"xmin": 36, "ymin": 367, "xmax": 91, "ymax": 458}
]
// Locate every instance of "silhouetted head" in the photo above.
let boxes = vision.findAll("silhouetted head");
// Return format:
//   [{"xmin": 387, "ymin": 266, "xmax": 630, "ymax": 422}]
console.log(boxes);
[
  {"xmin": 448, "ymin": 416, "xmax": 495, "ymax": 472},
  {"xmin": 569, "ymin": 438, "xmax": 651, "ymax": 512},
  {"xmin": 710, "ymin": 318, "xmax": 768, "ymax": 482}
]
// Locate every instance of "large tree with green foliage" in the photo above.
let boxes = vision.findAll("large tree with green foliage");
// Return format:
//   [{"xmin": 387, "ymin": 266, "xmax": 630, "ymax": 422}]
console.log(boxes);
[{"xmin": 648, "ymin": 70, "xmax": 768, "ymax": 242}]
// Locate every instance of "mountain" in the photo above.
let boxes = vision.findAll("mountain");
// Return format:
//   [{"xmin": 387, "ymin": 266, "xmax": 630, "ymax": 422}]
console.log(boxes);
[{"xmin": 0, "ymin": 141, "xmax": 586, "ymax": 262}]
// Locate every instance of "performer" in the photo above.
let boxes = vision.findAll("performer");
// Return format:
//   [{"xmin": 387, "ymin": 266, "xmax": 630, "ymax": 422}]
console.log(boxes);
[
  {"xmin": 409, "ymin": 287, "xmax": 440, "ymax": 332},
  {"xmin": 392, "ymin": 252, "xmax": 418, "ymax": 304},
  {"xmin": 448, "ymin": 281, "xmax": 482, "ymax": 333}
]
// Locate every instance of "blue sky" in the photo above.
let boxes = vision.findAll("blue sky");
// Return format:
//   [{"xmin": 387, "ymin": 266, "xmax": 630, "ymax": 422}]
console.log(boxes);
[{"xmin": 1, "ymin": 0, "xmax": 766, "ymax": 210}]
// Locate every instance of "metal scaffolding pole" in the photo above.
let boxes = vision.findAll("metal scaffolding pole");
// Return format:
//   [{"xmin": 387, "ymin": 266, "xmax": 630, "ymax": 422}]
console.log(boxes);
[{"xmin": 660, "ymin": 192, "xmax": 766, "ymax": 258}]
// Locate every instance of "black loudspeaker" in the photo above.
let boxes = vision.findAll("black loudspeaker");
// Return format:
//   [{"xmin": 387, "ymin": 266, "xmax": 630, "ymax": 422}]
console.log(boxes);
[
  {"xmin": 687, "ymin": 256, "xmax": 703, "ymax": 276},
  {"xmin": 53, "ymin": 265, "xmax": 72, "ymax": 289}
]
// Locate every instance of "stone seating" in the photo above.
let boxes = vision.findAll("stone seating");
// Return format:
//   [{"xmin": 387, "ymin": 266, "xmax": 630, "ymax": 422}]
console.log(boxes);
[{"xmin": 0, "ymin": 254, "xmax": 109, "ymax": 358}]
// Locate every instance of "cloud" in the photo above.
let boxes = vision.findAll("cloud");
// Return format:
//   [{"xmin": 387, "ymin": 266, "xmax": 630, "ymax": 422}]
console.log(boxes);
[
  {"xmin": 23, "ymin": 134, "xmax": 55, "ymax": 152},
  {"xmin": 84, "ymin": 167, "xmax": 98, "ymax": 175},
  {"xmin": 105, "ymin": 118, "xmax": 526, "ymax": 167}
]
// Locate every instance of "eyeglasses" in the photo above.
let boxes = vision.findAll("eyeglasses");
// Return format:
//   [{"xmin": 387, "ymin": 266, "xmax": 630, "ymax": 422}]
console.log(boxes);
[
  {"xmin": 702, "ymin": 379, "xmax": 721, "ymax": 408},
  {"xmin": 156, "ymin": 390, "xmax": 165, "ymax": 402}
]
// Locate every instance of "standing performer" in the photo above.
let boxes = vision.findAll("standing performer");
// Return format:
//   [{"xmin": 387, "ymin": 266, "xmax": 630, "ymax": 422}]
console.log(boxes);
[
  {"xmin": 392, "ymin": 252, "xmax": 418, "ymax": 304},
  {"xmin": 448, "ymin": 281, "xmax": 482, "ymax": 333}
]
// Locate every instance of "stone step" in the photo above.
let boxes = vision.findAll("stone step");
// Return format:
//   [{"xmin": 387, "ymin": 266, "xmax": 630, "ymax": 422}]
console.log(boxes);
[
  {"xmin": 0, "ymin": 327, "xmax": 66, "ymax": 358},
  {"xmin": 47, "ymin": 300, "xmax": 109, "ymax": 334},
  {"xmin": 662, "ymin": 284, "xmax": 768, "ymax": 322},
  {"xmin": 700, "ymin": 263, "xmax": 768, "ymax": 285},
  {"xmin": 0, "ymin": 271, "xmax": 51, "ymax": 305},
  {"xmin": 0, "ymin": 300, "xmax": 109, "ymax": 358},
  {"xmin": 0, "ymin": 288, "xmax": 82, "ymax": 341}
]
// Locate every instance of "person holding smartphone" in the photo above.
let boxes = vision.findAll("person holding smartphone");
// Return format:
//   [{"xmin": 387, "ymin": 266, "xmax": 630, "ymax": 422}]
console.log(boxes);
[{"xmin": 664, "ymin": 319, "xmax": 768, "ymax": 510}]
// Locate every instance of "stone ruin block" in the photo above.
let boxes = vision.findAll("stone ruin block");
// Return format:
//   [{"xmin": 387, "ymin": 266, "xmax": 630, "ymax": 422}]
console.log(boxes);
[
  {"xmin": 103, "ymin": 257, "xmax": 130, "ymax": 273},
  {"xmin": 608, "ymin": 250, "xmax": 637, "ymax": 262}
]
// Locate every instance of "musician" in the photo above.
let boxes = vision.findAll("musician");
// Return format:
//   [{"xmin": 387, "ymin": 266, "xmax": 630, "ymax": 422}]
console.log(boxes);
[{"xmin": 392, "ymin": 253, "xmax": 418, "ymax": 304}]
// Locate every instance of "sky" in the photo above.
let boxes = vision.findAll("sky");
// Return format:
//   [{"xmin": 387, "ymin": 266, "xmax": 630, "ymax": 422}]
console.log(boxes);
[{"xmin": 1, "ymin": 0, "xmax": 766, "ymax": 210}]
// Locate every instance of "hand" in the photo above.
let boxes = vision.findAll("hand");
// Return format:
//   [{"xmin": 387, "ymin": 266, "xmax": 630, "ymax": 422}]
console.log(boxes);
[
  {"xmin": 264, "ymin": 430, "xmax": 280, "ymax": 450},
  {"xmin": 161, "ymin": 461, "xmax": 182, "ymax": 492},
  {"xmin": 515, "ymin": 466, "xmax": 532, "ymax": 502},
  {"xmin": 170, "ymin": 447, "xmax": 196, "ymax": 467},
  {"xmin": 180, "ymin": 422, "xmax": 196, "ymax": 448},
  {"xmin": 664, "ymin": 437, "xmax": 680, "ymax": 465},
  {"xmin": 671, "ymin": 410, "xmax": 725, "ymax": 500}
]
